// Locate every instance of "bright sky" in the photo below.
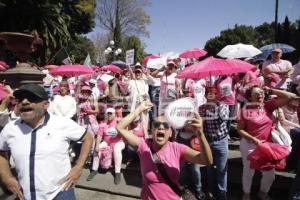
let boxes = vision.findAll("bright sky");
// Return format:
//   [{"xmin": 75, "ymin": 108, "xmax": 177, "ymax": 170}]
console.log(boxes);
[{"xmin": 89, "ymin": 0, "xmax": 300, "ymax": 55}]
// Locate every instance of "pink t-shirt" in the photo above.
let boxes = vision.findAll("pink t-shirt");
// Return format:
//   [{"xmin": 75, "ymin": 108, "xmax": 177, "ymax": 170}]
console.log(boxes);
[
  {"xmin": 137, "ymin": 139, "xmax": 188, "ymax": 200},
  {"xmin": 131, "ymin": 123, "xmax": 145, "ymax": 138},
  {"xmin": 239, "ymin": 100, "xmax": 277, "ymax": 141},
  {"xmin": 216, "ymin": 77, "xmax": 236, "ymax": 105},
  {"xmin": 98, "ymin": 119, "xmax": 122, "ymax": 144}
]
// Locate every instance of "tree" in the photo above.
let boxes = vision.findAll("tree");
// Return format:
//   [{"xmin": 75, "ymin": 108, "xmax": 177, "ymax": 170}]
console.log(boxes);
[
  {"xmin": 204, "ymin": 25, "xmax": 257, "ymax": 56},
  {"xmin": 254, "ymin": 23, "xmax": 275, "ymax": 46},
  {"xmin": 122, "ymin": 35, "xmax": 145, "ymax": 63},
  {"xmin": 92, "ymin": 33, "xmax": 111, "ymax": 65},
  {"xmin": 96, "ymin": 0, "xmax": 150, "ymax": 37},
  {"xmin": 281, "ymin": 16, "xmax": 291, "ymax": 44},
  {"xmin": 66, "ymin": 35, "xmax": 96, "ymax": 64},
  {"xmin": 61, "ymin": 0, "xmax": 96, "ymax": 35},
  {"xmin": 0, "ymin": 0, "xmax": 96, "ymax": 65}
]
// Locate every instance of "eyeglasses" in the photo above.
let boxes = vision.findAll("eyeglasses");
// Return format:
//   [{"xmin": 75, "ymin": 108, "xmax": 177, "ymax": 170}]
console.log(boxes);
[
  {"xmin": 16, "ymin": 95, "xmax": 44, "ymax": 103},
  {"xmin": 153, "ymin": 121, "xmax": 170, "ymax": 129},
  {"xmin": 135, "ymin": 70, "xmax": 142, "ymax": 74}
]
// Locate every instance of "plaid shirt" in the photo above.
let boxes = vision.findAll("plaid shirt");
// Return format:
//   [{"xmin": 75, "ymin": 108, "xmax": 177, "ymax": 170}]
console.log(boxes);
[{"xmin": 198, "ymin": 102, "xmax": 229, "ymax": 142}]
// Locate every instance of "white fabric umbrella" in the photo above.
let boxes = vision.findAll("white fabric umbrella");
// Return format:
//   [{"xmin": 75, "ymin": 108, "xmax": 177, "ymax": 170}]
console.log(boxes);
[{"xmin": 217, "ymin": 43, "xmax": 262, "ymax": 59}]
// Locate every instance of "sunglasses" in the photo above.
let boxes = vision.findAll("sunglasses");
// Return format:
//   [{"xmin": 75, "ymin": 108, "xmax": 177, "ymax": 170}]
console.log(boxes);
[
  {"xmin": 135, "ymin": 70, "xmax": 142, "ymax": 74},
  {"xmin": 153, "ymin": 121, "xmax": 170, "ymax": 129},
  {"xmin": 16, "ymin": 95, "xmax": 44, "ymax": 103}
]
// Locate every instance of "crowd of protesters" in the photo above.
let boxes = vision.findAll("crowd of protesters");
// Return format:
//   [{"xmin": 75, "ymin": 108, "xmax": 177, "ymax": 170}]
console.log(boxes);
[{"xmin": 0, "ymin": 47, "xmax": 300, "ymax": 200}]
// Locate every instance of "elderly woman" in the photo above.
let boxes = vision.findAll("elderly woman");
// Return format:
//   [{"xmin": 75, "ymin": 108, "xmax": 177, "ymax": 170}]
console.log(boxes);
[
  {"xmin": 78, "ymin": 85, "xmax": 99, "ymax": 135},
  {"xmin": 117, "ymin": 100, "xmax": 213, "ymax": 200},
  {"xmin": 151, "ymin": 60, "xmax": 182, "ymax": 115},
  {"xmin": 237, "ymin": 85, "xmax": 297, "ymax": 200},
  {"xmin": 128, "ymin": 64, "xmax": 154, "ymax": 137},
  {"xmin": 87, "ymin": 108, "xmax": 125, "ymax": 185}
]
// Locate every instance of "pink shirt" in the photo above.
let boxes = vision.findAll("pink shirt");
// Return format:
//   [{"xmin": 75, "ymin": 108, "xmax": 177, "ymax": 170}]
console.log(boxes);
[
  {"xmin": 137, "ymin": 139, "xmax": 188, "ymax": 200},
  {"xmin": 98, "ymin": 119, "xmax": 122, "ymax": 144},
  {"xmin": 216, "ymin": 77, "xmax": 236, "ymax": 105},
  {"xmin": 239, "ymin": 100, "xmax": 277, "ymax": 141},
  {"xmin": 131, "ymin": 123, "xmax": 145, "ymax": 138}
]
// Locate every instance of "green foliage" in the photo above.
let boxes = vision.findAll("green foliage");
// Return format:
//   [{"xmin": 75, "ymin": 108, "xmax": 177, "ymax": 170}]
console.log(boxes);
[
  {"xmin": 205, "ymin": 25, "xmax": 257, "ymax": 55},
  {"xmin": 205, "ymin": 18, "xmax": 300, "ymax": 60},
  {"xmin": 61, "ymin": 0, "xmax": 96, "ymax": 35},
  {"xmin": 66, "ymin": 35, "xmax": 96, "ymax": 64},
  {"xmin": 122, "ymin": 35, "xmax": 145, "ymax": 63},
  {"xmin": 0, "ymin": 0, "xmax": 95, "ymax": 65}
]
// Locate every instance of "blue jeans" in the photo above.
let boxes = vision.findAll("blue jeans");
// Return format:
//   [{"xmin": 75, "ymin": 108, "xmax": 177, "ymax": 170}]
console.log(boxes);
[
  {"xmin": 176, "ymin": 134, "xmax": 202, "ymax": 193},
  {"xmin": 290, "ymin": 164, "xmax": 300, "ymax": 200},
  {"xmin": 53, "ymin": 188, "xmax": 76, "ymax": 200},
  {"xmin": 289, "ymin": 128, "xmax": 300, "ymax": 200},
  {"xmin": 207, "ymin": 137, "xmax": 228, "ymax": 194},
  {"xmin": 180, "ymin": 162, "xmax": 202, "ymax": 193}
]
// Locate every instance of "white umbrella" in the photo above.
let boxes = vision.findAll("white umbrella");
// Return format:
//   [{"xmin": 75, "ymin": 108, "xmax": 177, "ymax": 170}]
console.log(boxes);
[{"xmin": 217, "ymin": 43, "xmax": 262, "ymax": 59}]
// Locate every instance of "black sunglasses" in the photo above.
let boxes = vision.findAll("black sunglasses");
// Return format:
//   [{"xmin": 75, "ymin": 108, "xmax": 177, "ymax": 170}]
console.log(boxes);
[
  {"xmin": 16, "ymin": 95, "xmax": 44, "ymax": 103},
  {"xmin": 153, "ymin": 121, "xmax": 170, "ymax": 129}
]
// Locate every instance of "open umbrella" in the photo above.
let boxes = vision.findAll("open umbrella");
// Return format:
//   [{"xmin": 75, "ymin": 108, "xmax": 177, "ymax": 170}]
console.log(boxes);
[
  {"xmin": 50, "ymin": 64, "xmax": 94, "ymax": 76},
  {"xmin": 91, "ymin": 65, "xmax": 100, "ymax": 72},
  {"xmin": 101, "ymin": 64, "xmax": 122, "ymax": 73},
  {"xmin": 260, "ymin": 43, "xmax": 296, "ymax": 54},
  {"xmin": 217, "ymin": 43, "xmax": 262, "ymax": 59},
  {"xmin": 179, "ymin": 48, "xmax": 207, "ymax": 59},
  {"xmin": 111, "ymin": 60, "xmax": 127, "ymax": 68},
  {"xmin": 254, "ymin": 43, "xmax": 296, "ymax": 60},
  {"xmin": 0, "ymin": 65, "xmax": 7, "ymax": 71},
  {"xmin": 143, "ymin": 54, "xmax": 160, "ymax": 65},
  {"xmin": 176, "ymin": 56, "xmax": 255, "ymax": 79},
  {"xmin": 0, "ymin": 61, "xmax": 9, "ymax": 69},
  {"xmin": 44, "ymin": 65, "xmax": 58, "ymax": 70}
]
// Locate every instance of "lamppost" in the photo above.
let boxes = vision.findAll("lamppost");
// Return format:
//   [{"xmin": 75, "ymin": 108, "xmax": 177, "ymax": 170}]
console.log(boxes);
[{"xmin": 104, "ymin": 40, "xmax": 122, "ymax": 62}]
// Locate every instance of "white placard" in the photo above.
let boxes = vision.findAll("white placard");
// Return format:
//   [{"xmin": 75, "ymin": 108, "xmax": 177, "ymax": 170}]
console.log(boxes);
[
  {"xmin": 147, "ymin": 57, "xmax": 167, "ymax": 69},
  {"xmin": 164, "ymin": 98, "xmax": 196, "ymax": 129},
  {"xmin": 126, "ymin": 49, "xmax": 135, "ymax": 65}
]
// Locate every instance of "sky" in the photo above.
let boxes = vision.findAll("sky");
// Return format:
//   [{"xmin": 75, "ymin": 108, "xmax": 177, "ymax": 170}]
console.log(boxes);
[{"xmin": 89, "ymin": 0, "xmax": 300, "ymax": 55}]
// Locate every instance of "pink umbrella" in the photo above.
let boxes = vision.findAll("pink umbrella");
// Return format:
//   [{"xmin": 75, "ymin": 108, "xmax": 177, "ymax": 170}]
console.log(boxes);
[
  {"xmin": 179, "ymin": 48, "xmax": 207, "ymax": 59},
  {"xmin": 50, "ymin": 64, "xmax": 94, "ymax": 76},
  {"xmin": 101, "ymin": 64, "xmax": 122, "ymax": 73},
  {"xmin": 0, "ymin": 61, "xmax": 9, "ymax": 69},
  {"xmin": 176, "ymin": 56, "xmax": 255, "ymax": 79},
  {"xmin": 44, "ymin": 65, "xmax": 58, "ymax": 70},
  {"xmin": 143, "ymin": 54, "xmax": 160, "ymax": 65},
  {"xmin": 0, "ymin": 65, "xmax": 7, "ymax": 71},
  {"xmin": 91, "ymin": 65, "xmax": 100, "ymax": 72}
]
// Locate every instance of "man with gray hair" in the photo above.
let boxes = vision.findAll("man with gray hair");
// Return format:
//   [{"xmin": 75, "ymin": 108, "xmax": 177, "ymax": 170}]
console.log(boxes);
[{"xmin": 0, "ymin": 84, "xmax": 93, "ymax": 200}]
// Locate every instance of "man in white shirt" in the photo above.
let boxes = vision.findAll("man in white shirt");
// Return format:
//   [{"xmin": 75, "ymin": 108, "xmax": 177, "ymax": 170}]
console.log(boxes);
[
  {"xmin": 0, "ymin": 84, "xmax": 93, "ymax": 200},
  {"xmin": 262, "ymin": 48, "xmax": 294, "ymax": 89}
]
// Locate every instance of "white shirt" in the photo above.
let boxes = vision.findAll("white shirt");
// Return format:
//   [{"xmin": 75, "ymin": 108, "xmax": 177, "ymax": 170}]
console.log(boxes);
[
  {"xmin": 0, "ymin": 113, "xmax": 86, "ymax": 200},
  {"xmin": 92, "ymin": 86, "xmax": 100, "ymax": 99},
  {"xmin": 262, "ymin": 59, "xmax": 293, "ymax": 89},
  {"xmin": 194, "ymin": 79, "xmax": 207, "ymax": 108},
  {"xmin": 50, "ymin": 94, "xmax": 77, "ymax": 118},
  {"xmin": 291, "ymin": 61, "xmax": 300, "ymax": 84}
]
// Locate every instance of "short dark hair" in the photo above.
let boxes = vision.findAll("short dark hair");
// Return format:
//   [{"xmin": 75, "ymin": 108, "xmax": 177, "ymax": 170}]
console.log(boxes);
[{"xmin": 245, "ymin": 85, "xmax": 260, "ymax": 101}]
